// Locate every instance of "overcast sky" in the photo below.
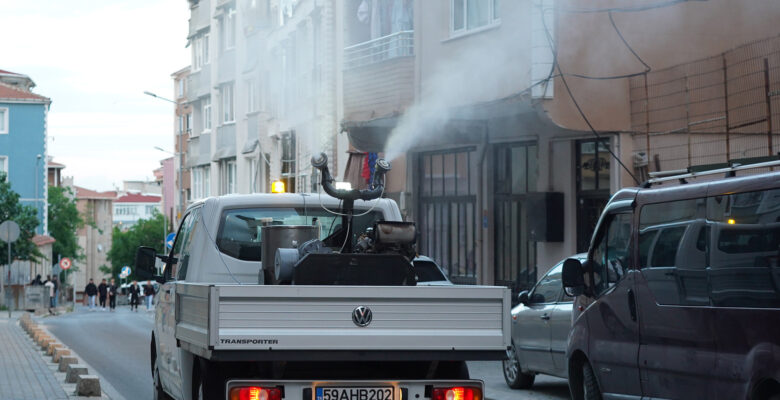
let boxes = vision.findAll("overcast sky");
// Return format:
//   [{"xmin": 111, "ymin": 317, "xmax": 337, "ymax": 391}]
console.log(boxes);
[{"xmin": 2, "ymin": 0, "xmax": 190, "ymax": 191}]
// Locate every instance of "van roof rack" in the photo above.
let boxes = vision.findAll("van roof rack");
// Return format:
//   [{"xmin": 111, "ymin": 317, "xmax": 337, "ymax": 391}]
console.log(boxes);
[{"xmin": 642, "ymin": 155, "xmax": 780, "ymax": 188}]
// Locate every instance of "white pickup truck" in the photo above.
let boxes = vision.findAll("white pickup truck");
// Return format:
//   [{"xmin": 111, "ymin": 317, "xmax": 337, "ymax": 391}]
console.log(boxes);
[{"xmin": 136, "ymin": 154, "xmax": 510, "ymax": 400}]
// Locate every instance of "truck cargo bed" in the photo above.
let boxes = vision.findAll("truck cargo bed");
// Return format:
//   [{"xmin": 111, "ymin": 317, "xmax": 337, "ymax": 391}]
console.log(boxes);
[{"xmin": 174, "ymin": 283, "xmax": 510, "ymax": 361}]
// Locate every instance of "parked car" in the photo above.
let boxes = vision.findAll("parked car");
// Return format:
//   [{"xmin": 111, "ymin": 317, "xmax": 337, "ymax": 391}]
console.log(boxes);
[
  {"xmin": 503, "ymin": 254, "xmax": 587, "ymax": 389},
  {"xmin": 413, "ymin": 256, "xmax": 453, "ymax": 285},
  {"xmin": 562, "ymin": 170, "xmax": 780, "ymax": 400}
]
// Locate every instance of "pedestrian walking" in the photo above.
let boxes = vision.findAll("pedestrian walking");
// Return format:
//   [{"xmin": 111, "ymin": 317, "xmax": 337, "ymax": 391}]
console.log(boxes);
[
  {"xmin": 98, "ymin": 279, "xmax": 108, "ymax": 310},
  {"xmin": 108, "ymin": 278, "xmax": 118, "ymax": 312},
  {"xmin": 85, "ymin": 278, "xmax": 98, "ymax": 311},
  {"xmin": 128, "ymin": 280, "xmax": 141, "ymax": 312},
  {"xmin": 144, "ymin": 280, "xmax": 155, "ymax": 311},
  {"xmin": 52, "ymin": 276, "xmax": 60, "ymax": 308},
  {"xmin": 44, "ymin": 279, "xmax": 55, "ymax": 315}
]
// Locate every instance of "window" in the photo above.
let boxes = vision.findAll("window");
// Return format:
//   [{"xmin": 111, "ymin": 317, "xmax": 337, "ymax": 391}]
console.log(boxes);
[
  {"xmin": 177, "ymin": 80, "xmax": 184, "ymax": 97},
  {"xmin": 221, "ymin": 84, "xmax": 234, "ymax": 123},
  {"xmin": 192, "ymin": 34, "xmax": 210, "ymax": 71},
  {"xmin": 186, "ymin": 113, "xmax": 192, "ymax": 133},
  {"xmin": 145, "ymin": 205, "xmax": 158, "ymax": 215},
  {"xmin": 221, "ymin": 7, "xmax": 236, "ymax": 51},
  {"xmin": 0, "ymin": 156, "xmax": 7, "ymax": 176},
  {"xmin": 203, "ymin": 97, "xmax": 212, "ymax": 132},
  {"xmin": 590, "ymin": 212, "xmax": 632, "ymax": 295},
  {"xmin": 0, "ymin": 107, "xmax": 8, "ymax": 134},
  {"xmin": 192, "ymin": 165, "xmax": 211, "ymax": 200},
  {"xmin": 452, "ymin": 0, "xmax": 500, "ymax": 35},
  {"xmin": 227, "ymin": 160, "xmax": 236, "ymax": 194},
  {"xmin": 706, "ymin": 189, "xmax": 780, "ymax": 308},
  {"xmin": 178, "ymin": 115, "xmax": 184, "ymax": 134},
  {"xmin": 247, "ymin": 80, "xmax": 258, "ymax": 113},
  {"xmin": 639, "ymin": 198, "xmax": 709, "ymax": 306},
  {"xmin": 174, "ymin": 208, "xmax": 201, "ymax": 281},
  {"xmin": 529, "ymin": 266, "xmax": 562, "ymax": 304},
  {"xmin": 216, "ymin": 207, "xmax": 383, "ymax": 261}
]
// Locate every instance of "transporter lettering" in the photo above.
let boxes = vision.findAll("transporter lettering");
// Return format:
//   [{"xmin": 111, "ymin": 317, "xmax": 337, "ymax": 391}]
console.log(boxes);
[{"xmin": 220, "ymin": 338, "xmax": 279, "ymax": 345}]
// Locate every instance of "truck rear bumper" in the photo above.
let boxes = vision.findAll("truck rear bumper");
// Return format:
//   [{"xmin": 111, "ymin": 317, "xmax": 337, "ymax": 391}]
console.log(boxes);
[{"xmin": 225, "ymin": 379, "xmax": 486, "ymax": 400}]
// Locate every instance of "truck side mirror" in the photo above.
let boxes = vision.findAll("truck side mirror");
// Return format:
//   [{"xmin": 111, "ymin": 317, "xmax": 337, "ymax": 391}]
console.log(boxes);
[
  {"xmin": 562, "ymin": 258, "xmax": 586, "ymax": 297},
  {"xmin": 517, "ymin": 290, "xmax": 529, "ymax": 305},
  {"xmin": 135, "ymin": 246, "xmax": 164, "ymax": 283}
]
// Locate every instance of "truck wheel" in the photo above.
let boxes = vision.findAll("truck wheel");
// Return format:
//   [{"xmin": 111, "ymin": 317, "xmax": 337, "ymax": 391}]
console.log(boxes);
[
  {"xmin": 153, "ymin": 366, "xmax": 171, "ymax": 400},
  {"xmin": 502, "ymin": 344, "xmax": 535, "ymax": 389},
  {"xmin": 581, "ymin": 362, "xmax": 602, "ymax": 400},
  {"xmin": 433, "ymin": 361, "xmax": 470, "ymax": 380}
]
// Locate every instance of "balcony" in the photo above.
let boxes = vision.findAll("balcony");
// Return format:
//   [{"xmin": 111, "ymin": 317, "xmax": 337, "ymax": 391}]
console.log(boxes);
[
  {"xmin": 343, "ymin": 31, "xmax": 415, "ymax": 120},
  {"xmin": 188, "ymin": 0, "xmax": 211, "ymax": 36}
]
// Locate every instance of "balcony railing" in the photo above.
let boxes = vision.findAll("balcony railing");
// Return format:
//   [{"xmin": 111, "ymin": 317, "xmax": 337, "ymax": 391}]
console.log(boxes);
[{"xmin": 344, "ymin": 30, "xmax": 414, "ymax": 69}]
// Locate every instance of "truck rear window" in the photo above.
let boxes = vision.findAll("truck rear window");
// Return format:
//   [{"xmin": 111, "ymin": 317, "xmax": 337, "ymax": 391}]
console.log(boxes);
[{"xmin": 216, "ymin": 208, "xmax": 383, "ymax": 261}]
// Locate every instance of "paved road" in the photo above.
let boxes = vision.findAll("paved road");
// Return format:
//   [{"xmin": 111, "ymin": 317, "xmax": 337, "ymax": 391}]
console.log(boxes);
[
  {"xmin": 45, "ymin": 305, "xmax": 155, "ymax": 400},
  {"xmin": 43, "ymin": 306, "xmax": 569, "ymax": 400}
]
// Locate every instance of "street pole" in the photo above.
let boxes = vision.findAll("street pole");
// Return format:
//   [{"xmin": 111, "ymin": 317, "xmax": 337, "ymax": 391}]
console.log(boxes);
[
  {"xmin": 6, "ymin": 239, "xmax": 10, "ymax": 317},
  {"xmin": 34, "ymin": 155, "xmax": 40, "ymax": 235}
]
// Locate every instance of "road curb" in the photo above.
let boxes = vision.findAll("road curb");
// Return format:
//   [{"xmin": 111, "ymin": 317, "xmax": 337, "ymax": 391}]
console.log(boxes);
[{"xmin": 19, "ymin": 313, "xmax": 112, "ymax": 399}]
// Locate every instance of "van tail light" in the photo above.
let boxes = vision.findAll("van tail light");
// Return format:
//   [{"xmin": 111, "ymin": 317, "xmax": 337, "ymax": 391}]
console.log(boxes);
[
  {"xmin": 229, "ymin": 387, "xmax": 282, "ymax": 400},
  {"xmin": 431, "ymin": 387, "xmax": 482, "ymax": 400}
]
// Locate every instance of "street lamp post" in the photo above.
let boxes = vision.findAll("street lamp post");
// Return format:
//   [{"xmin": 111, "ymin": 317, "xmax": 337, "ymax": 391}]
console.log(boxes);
[{"xmin": 144, "ymin": 91, "xmax": 185, "ymax": 229}]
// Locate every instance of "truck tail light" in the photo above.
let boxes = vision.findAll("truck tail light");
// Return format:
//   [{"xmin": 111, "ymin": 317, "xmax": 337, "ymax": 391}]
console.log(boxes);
[
  {"xmin": 431, "ymin": 387, "xmax": 482, "ymax": 400},
  {"xmin": 229, "ymin": 386, "xmax": 282, "ymax": 400}
]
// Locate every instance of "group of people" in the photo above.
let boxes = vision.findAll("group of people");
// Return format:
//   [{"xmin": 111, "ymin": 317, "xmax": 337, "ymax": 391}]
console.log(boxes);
[
  {"xmin": 83, "ymin": 279, "xmax": 156, "ymax": 312},
  {"xmin": 30, "ymin": 274, "xmax": 60, "ymax": 314}
]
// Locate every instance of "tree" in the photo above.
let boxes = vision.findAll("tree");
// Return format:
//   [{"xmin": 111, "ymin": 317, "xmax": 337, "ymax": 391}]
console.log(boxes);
[
  {"xmin": 48, "ymin": 186, "xmax": 84, "ymax": 261},
  {"xmin": 107, "ymin": 211, "xmax": 167, "ymax": 281},
  {"xmin": 0, "ymin": 172, "xmax": 42, "ymax": 265},
  {"xmin": 48, "ymin": 185, "xmax": 84, "ymax": 284}
]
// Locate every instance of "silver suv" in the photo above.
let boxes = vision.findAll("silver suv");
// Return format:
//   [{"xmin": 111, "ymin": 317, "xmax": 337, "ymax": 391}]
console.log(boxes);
[{"xmin": 503, "ymin": 254, "xmax": 586, "ymax": 389}]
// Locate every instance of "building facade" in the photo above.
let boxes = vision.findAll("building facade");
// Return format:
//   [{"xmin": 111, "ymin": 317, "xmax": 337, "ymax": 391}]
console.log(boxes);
[
  {"xmin": 73, "ymin": 186, "xmax": 115, "ymax": 294},
  {"xmin": 182, "ymin": 0, "xmax": 346, "ymax": 205},
  {"xmin": 172, "ymin": 67, "xmax": 192, "ymax": 222},
  {"xmin": 154, "ymin": 157, "xmax": 176, "ymax": 227},
  {"xmin": 113, "ymin": 193, "xmax": 163, "ymax": 229},
  {"xmin": 0, "ymin": 69, "xmax": 51, "ymax": 235}
]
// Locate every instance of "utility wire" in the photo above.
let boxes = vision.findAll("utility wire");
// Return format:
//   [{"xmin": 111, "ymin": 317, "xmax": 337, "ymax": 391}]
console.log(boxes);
[
  {"xmin": 540, "ymin": 5, "xmax": 642, "ymax": 185},
  {"xmin": 560, "ymin": 0, "xmax": 707, "ymax": 14}
]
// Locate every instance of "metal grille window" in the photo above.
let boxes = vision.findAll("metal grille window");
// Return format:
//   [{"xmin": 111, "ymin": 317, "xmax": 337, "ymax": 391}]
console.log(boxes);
[
  {"xmin": 576, "ymin": 138, "xmax": 611, "ymax": 252},
  {"xmin": 417, "ymin": 147, "xmax": 478, "ymax": 284},
  {"xmin": 493, "ymin": 142, "xmax": 538, "ymax": 292}
]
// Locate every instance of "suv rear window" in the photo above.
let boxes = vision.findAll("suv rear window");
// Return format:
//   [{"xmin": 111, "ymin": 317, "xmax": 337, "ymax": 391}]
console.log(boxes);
[{"xmin": 216, "ymin": 207, "xmax": 383, "ymax": 261}]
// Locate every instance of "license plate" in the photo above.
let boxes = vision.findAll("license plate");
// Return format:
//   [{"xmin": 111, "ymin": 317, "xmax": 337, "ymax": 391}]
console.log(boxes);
[{"xmin": 315, "ymin": 387, "xmax": 394, "ymax": 400}]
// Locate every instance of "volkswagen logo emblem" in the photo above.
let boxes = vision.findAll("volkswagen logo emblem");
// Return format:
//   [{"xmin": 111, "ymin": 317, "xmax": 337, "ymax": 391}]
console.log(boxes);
[{"xmin": 352, "ymin": 306, "xmax": 372, "ymax": 327}]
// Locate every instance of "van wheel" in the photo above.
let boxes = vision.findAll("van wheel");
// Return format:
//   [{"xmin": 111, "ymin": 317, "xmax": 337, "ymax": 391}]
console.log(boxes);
[
  {"xmin": 502, "ymin": 344, "xmax": 535, "ymax": 389},
  {"xmin": 153, "ymin": 366, "xmax": 171, "ymax": 400},
  {"xmin": 193, "ymin": 358, "xmax": 223, "ymax": 400},
  {"xmin": 582, "ymin": 362, "xmax": 602, "ymax": 400}
]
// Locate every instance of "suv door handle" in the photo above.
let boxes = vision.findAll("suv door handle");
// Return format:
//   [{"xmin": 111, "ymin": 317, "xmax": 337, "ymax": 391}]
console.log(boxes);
[
  {"xmin": 540, "ymin": 314, "xmax": 550, "ymax": 320},
  {"xmin": 627, "ymin": 289, "xmax": 637, "ymax": 322}
]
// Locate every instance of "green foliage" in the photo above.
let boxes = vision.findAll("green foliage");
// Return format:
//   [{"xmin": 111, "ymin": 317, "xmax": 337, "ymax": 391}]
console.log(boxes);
[
  {"xmin": 107, "ymin": 211, "xmax": 167, "ymax": 281},
  {"xmin": 0, "ymin": 172, "xmax": 42, "ymax": 265},
  {"xmin": 47, "ymin": 186, "xmax": 84, "ymax": 262}
]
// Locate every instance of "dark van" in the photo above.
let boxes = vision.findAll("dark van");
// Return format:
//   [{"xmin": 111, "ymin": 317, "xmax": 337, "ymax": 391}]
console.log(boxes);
[{"xmin": 562, "ymin": 171, "xmax": 780, "ymax": 400}]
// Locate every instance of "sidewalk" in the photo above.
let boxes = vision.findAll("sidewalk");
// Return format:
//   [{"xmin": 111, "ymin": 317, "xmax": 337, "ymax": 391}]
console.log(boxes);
[{"xmin": 0, "ymin": 312, "xmax": 69, "ymax": 399}]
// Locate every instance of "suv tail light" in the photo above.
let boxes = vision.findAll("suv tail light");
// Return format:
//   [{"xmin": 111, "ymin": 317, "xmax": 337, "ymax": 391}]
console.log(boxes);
[
  {"xmin": 431, "ymin": 387, "xmax": 482, "ymax": 400},
  {"xmin": 229, "ymin": 387, "xmax": 282, "ymax": 400}
]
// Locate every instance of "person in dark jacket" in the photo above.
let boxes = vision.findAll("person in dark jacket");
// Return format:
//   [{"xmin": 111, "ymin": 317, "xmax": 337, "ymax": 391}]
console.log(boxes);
[
  {"xmin": 128, "ymin": 280, "xmax": 141, "ymax": 312},
  {"xmin": 31, "ymin": 274, "xmax": 43, "ymax": 285},
  {"xmin": 84, "ymin": 278, "xmax": 98, "ymax": 311},
  {"xmin": 52, "ymin": 276, "xmax": 60, "ymax": 308},
  {"xmin": 98, "ymin": 279, "xmax": 108, "ymax": 310},
  {"xmin": 143, "ymin": 280, "xmax": 155, "ymax": 311},
  {"xmin": 108, "ymin": 278, "xmax": 118, "ymax": 312}
]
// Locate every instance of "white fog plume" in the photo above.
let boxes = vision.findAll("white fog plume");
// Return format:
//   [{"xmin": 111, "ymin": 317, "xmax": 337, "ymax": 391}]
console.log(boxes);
[{"xmin": 382, "ymin": 20, "xmax": 538, "ymax": 161}]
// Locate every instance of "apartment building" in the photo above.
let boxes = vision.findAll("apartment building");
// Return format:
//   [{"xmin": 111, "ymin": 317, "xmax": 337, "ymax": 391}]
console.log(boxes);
[
  {"xmin": 183, "ymin": 0, "xmax": 346, "ymax": 204},
  {"xmin": 73, "ymin": 186, "xmax": 115, "ymax": 293},
  {"xmin": 172, "ymin": 67, "xmax": 192, "ymax": 221}
]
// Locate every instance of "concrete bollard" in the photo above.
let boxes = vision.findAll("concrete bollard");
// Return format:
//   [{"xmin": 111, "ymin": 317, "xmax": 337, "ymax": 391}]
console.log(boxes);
[
  {"xmin": 58, "ymin": 356, "xmax": 78, "ymax": 372},
  {"xmin": 53, "ymin": 348, "xmax": 71, "ymax": 363},
  {"xmin": 36, "ymin": 335, "xmax": 51, "ymax": 347},
  {"xmin": 75, "ymin": 375, "xmax": 101, "ymax": 397},
  {"xmin": 40, "ymin": 337, "xmax": 54, "ymax": 350},
  {"xmin": 65, "ymin": 364, "xmax": 89, "ymax": 383},
  {"xmin": 47, "ymin": 342, "xmax": 63, "ymax": 355}
]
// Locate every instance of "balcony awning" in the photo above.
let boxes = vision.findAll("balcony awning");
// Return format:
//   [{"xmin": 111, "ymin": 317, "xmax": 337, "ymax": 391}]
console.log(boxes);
[{"xmin": 342, "ymin": 92, "xmax": 586, "ymax": 153}]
